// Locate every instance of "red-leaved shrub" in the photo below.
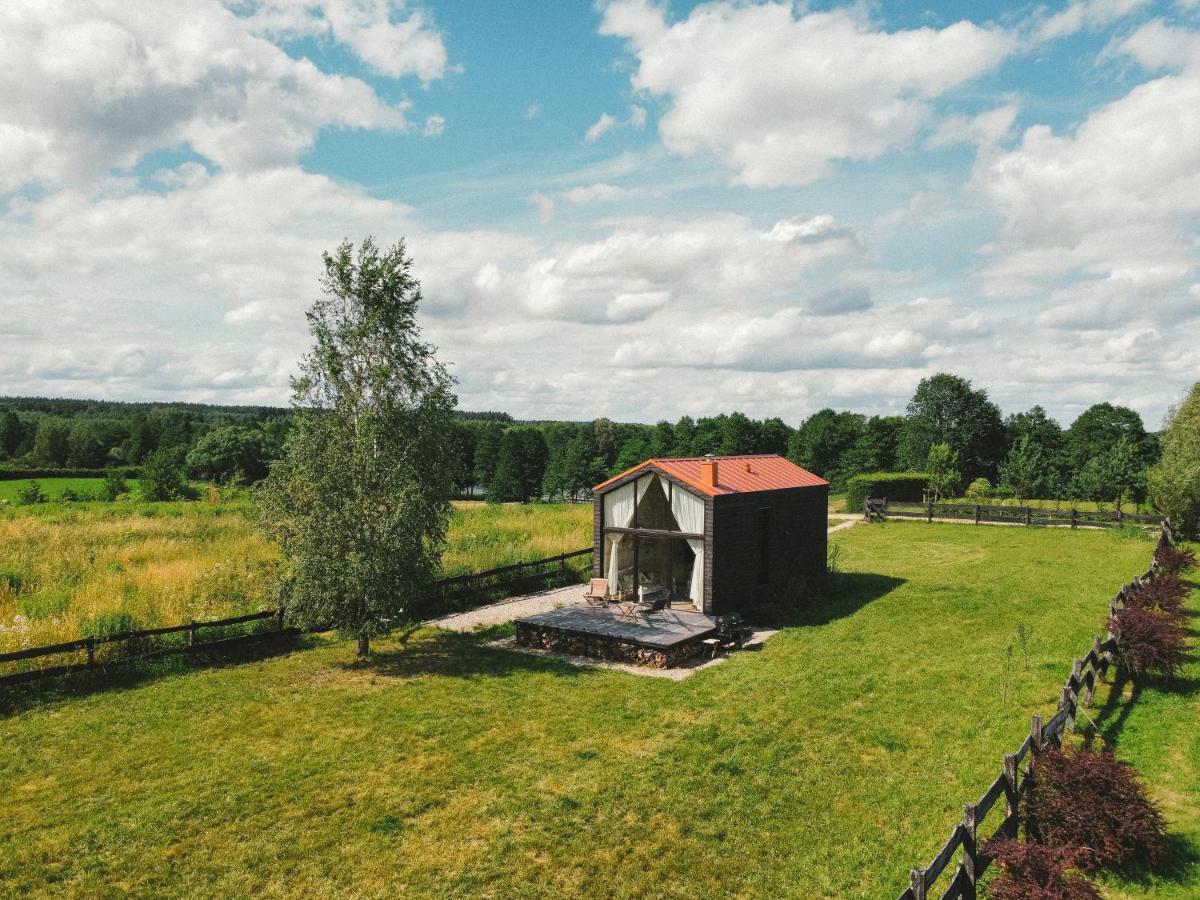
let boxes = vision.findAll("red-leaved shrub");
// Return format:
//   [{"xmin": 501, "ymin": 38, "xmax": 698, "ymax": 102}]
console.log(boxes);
[
  {"xmin": 1024, "ymin": 746, "xmax": 1167, "ymax": 872},
  {"xmin": 1124, "ymin": 575, "xmax": 1190, "ymax": 623},
  {"xmin": 983, "ymin": 839, "xmax": 1099, "ymax": 900},
  {"xmin": 1154, "ymin": 544, "xmax": 1196, "ymax": 576},
  {"xmin": 1108, "ymin": 605, "xmax": 1187, "ymax": 679}
]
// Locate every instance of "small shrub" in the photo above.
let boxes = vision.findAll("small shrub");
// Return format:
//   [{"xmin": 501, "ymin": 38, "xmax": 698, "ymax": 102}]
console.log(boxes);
[
  {"xmin": 0, "ymin": 569, "xmax": 24, "ymax": 594},
  {"xmin": 59, "ymin": 487, "xmax": 81, "ymax": 502},
  {"xmin": 1024, "ymin": 746, "xmax": 1167, "ymax": 872},
  {"xmin": 1154, "ymin": 544, "xmax": 1196, "ymax": 575},
  {"xmin": 16, "ymin": 480, "xmax": 47, "ymax": 505},
  {"xmin": 17, "ymin": 590, "xmax": 71, "ymax": 620},
  {"xmin": 102, "ymin": 471, "xmax": 129, "ymax": 501},
  {"xmin": 1124, "ymin": 575, "xmax": 1190, "ymax": 623},
  {"xmin": 967, "ymin": 477, "xmax": 993, "ymax": 499},
  {"xmin": 1107, "ymin": 604, "xmax": 1187, "ymax": 680},
  {"xmin": 983, "ymin": 839, "xmax": 1099, "ymax": 900}
]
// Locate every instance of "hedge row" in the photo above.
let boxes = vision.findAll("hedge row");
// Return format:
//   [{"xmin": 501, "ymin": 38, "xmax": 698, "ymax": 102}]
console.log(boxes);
[
  {"xmin": 0, "ymin": 467, "xmax": 141, "ymax": 481},
  {"xmin": 845, "ymin": 471, "xmax": 930, "ymax": 510}
]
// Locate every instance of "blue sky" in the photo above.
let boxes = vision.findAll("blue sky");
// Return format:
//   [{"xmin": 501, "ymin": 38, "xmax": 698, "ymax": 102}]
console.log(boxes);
[{"xmin": 1, "ymin": 0, "xmax": 1198, "ymax": 428}]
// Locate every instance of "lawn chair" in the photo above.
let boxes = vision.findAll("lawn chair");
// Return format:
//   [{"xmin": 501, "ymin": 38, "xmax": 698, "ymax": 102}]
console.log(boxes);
[{"xmin": 583, "ymin": 578, "xmax": 610, "ymax": 607}]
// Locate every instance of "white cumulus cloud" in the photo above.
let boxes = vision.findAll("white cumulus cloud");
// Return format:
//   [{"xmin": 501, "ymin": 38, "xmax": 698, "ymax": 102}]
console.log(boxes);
[{"xmin": 600, "ymin": 1, "xmax": 1015, "ymax": 186}]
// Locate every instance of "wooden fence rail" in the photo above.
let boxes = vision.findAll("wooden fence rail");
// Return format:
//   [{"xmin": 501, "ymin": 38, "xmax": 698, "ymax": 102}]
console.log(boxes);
[
  {"xmin": 865, "ymin": 498, "xmax": 1160, "ymax": 530},
  {"xmin": 0, "ymin": 547, "xmax": 594, "ymax": 688},
  {"xmin": 894, "ymin": 523, "xmax": 1172, "ymax": 899}
]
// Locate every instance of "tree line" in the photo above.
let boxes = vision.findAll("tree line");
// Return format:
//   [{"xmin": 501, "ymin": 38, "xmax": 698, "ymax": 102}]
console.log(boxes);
[{"xmin": 0, "ymin": 372, "xmax": 1166, "ymax": 507}]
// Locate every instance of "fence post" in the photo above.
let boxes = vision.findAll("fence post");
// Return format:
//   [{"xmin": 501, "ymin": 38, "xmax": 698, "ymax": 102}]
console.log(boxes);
[
  {"xmin": 86, "ymin": 637, "xmax": 95, "ymax": 668},
  {"xmin": 975, "ymin": 504, "xmax": 980, "ymax": 525},
  {"xmin": 1084, "ymin": 638, "xmax": 1101, "ymax": 706},
  {"xmin": 1003, "ymin": 752, "xmax": 1020, "ymax": 837},
  {"xmin": 1060, "ymin": 685, "xmax": 1074, "ymax": 736},
  {"xmin": 276, "ymin": 607, "xmax": 285, "ymax": 631},
  {"xmin": 1031, "ymin": 714, "xmax": 1044, "ymax": 754},
  {"xmin": 910, "ymin": 867, "xmax": 927, "ymax": 900},
  {"xmin": 1025, "ymin": 506, "xmax": 1032, "ymax": 526},
  {"xmin": 927, "ymin": 501, "xmax": 934, "ymax": 523},
  {"xmin": 961, "ymin": 802, "xmax": 978, "ymax": 900},
  {"xmin": 188, "ymin": 622, "xmax": 196, "ymax": 647}
]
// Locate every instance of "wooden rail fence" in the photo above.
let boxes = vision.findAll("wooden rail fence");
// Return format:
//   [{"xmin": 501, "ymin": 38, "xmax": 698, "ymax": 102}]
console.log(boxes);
[
  {"xmin": 0, "ymin": 547, "xmax": 594, "ymax": 687},
  {"xmin": 865, "ymin": 498, "xmax": 1161, "ymax": 530},
  {"xmin": 895, "ymin": 522, "xmax": 1174, "ymax": 900}
]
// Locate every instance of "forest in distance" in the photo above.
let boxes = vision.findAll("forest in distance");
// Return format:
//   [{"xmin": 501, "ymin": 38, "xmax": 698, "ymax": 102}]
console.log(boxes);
[{"xmin": 0, "ymin": 373, "xmax": 1164, "ymax": 505}]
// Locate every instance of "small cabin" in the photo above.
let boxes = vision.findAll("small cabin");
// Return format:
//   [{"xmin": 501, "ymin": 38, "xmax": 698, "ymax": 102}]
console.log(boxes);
[{"xmin": 591, "ymin": 454, "xmax": 829, "ymax": 616}]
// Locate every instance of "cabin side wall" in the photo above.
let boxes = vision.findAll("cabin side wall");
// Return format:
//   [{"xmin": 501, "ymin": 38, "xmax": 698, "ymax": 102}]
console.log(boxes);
[{"xmin": 710, "ymin": 485, "xmax": 828, "ymax": 615}]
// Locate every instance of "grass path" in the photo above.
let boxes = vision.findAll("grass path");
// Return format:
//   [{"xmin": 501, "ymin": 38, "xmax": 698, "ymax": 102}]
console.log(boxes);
[{"xmin": 0, "ymin": 524, "xmax": 1154, "ymax": 898}]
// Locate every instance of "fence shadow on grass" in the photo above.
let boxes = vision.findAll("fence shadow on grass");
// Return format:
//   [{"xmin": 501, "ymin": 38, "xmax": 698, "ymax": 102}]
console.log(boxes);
[
  {"xmin": 338, "ymin": 627, "xmax": 592, "ymax": 682},
  {"xmin": 0, "ymin": 630, "xmax": 311, "ymax": 718}
]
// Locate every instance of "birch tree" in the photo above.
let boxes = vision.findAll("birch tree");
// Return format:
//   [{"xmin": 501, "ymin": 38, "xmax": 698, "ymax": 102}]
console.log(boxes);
[{"xmin": 259, "ymin": 238, "xmax": 455, "ymax": 657}]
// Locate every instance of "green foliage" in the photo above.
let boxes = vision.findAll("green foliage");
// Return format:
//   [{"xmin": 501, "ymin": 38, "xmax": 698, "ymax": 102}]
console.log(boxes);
[
  {"xmin": 786, "ymin": 408, "xmax": 864, "ymax": 489},
  {"xmin": 966, "ymin": 477, "xmax": 992, "ymax": 499},
  {"xmin": 472, "ymin": 422, "xmax": 503, "ymax": 490},
  {"xmin": 925, "ymin": 443, "xmax": 960, "ymax": 502},
  {"xmin": 898, "ymin": 373, "xmax": 1006, "ymax": 481},
  {"xmin": 32, "ymin": 419, "xmax": 71, "ymax": 467},
  {"xmin": 258, "ymin": 238, "xmax": 456, "ymax": 656},
  {"xmin": 67, "ymin": 421, "xmax": 107, "ymax": 468},
  {"xmin": 80, "ymin": 611, "xmax": 137, "ymax": 639},
  {"xmin": 102, "ymin": 471, "xmax": 128, "ymax": 501},
  {"xmin": 184, "ymin": 426, "xmax": 269, "ymax": 484},
  {"xmin": 845, "ymin": 471, "xmax": 929, "ymax": 510},
  {"xmin": 17, "ymin": 589, "xmax": 70, "ymax": 620},
  {"xmin": 16, "ymin": 480, "xmax": 47, "ymax": 505},
  {"xmin": 1071, "ymin": 436, "xmax": 1146, "ymax": 513},
  {"xmin": 1148, "ymin": 382, "xmax": 1200, "ymax": 538},
  {"xmin": 490, "ymin": 427, "xmax": 548, "ymax": 502},
  {"xmin": 140, "ymin": 448, "xmax": 193, "ymax": 501},
  {"xmin": 0, "ymin": 411, "xmax": 26, "ymax": 459},
  {"xmin": 1065, "ymin": 402, "xmax": 1156, "ymax": 475},
  {"xmin": 1001, "ymin": 434, "xmax": 1050, "ymax": 502}
]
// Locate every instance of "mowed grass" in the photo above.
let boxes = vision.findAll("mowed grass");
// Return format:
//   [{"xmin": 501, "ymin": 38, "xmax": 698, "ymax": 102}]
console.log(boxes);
[
  {"xmin": 0, "ymin": 523, "xmax": 1155, "ymax": 897},
  {"xmin": 0, "ymin": 477, "xmax": 142, "ymax": 503},
  {"xmin": 0, "ymin": 500, "xmax": 592, "ymax": 654}
]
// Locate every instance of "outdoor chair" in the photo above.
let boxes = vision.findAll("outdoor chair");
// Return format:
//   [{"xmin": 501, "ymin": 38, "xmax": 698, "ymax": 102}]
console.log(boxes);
[{"xmin": 583, "ymin": 578, "xmax": 610, "ymax": 607}]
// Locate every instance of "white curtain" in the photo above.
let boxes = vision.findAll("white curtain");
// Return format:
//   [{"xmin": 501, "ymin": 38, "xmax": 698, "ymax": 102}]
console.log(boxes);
[
  {"xmin": 603, "ymin": 482, "xmax": 637, "ymax": 587},
  {"xmin": 670, "ymin": 487, "xmax": 706, "ymax": 607}
]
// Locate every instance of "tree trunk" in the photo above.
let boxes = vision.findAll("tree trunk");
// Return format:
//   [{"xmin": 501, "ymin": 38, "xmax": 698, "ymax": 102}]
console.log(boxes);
[{"xmin": 357, "ymin": 632, "xmax": 370, "ymax": 658}]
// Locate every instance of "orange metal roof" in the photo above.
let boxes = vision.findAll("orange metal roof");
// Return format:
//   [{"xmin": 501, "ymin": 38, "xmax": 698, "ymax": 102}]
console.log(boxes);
[{"xmin": 593, "ymin": 454, "xmax": 828, "ymax": 497}]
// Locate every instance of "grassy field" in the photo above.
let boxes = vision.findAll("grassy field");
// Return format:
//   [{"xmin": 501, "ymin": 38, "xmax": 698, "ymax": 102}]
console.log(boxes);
[
  {"xmin": 0, "ymin": 477, "xmax": 142, "ymax": 503},
  {"xmin": 0, "ymin": 499, "xmax": 592, "ymax": 654},
  {"xmin": 0, "ymin": 523, "xmax": 1162, "ymax": 897}
]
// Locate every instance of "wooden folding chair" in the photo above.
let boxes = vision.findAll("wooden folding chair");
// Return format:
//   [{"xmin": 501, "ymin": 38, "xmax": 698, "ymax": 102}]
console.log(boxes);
[{"xmin": 583, "ymin": 578, "xmax": 609, "ymax": 607}]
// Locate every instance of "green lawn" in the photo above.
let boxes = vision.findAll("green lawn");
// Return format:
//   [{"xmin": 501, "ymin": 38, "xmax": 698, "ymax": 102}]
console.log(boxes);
[
  {"xmin": 0, "ymin": 524, "xmax": 1161, "ymax": 897},
  {"xmin": 0, "ymin": 477, "xmax": 141, "ymax": 503}
]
